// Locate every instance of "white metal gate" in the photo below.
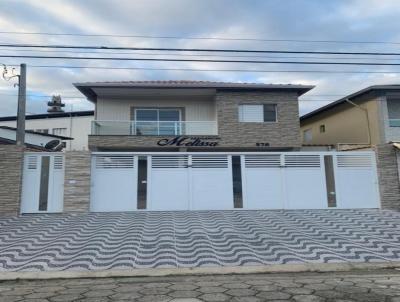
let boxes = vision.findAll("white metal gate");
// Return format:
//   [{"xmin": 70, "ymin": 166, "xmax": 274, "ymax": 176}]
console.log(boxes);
[
  {"xmin": 21, "ymin": 153, "xmax": 64, "ymax": 213},
  {"xmin": 90, "ymin": 154, "xmax": 138, "ymax": 212},
  {"xmin": 242, "ymin": 154, "xmax": 283, "ymax": 209},
  {"xmin": 284, "ymin": 154, "xmax": 328, "ymax": 209},
  {"xmin": 334, "ymin": 153, "xmax": 380, "ymax": 208},
  {"xmin": 242, "ymin": 152, "xmax": 379, "ymax": 210},
  {"xmin": 89, "ymin": 151, "xmax": 380, "ymax": 212},
  {"xmin": 149, "ymin": 155, "xmax": 233, "ymax": 210}
]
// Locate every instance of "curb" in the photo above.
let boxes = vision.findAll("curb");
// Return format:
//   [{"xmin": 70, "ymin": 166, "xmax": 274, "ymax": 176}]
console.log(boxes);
[{"xmin": 1, "ymin": 262, "xmax": 400, "ymax": 281}]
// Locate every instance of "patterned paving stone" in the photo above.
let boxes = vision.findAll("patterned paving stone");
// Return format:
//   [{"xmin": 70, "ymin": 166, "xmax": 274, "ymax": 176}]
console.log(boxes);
[
  {"xmin": 0, "ymin": 270, "xmax": 400, "ymax": 301},
  {"xmin": 199, "ymin": 293, "xmax": 230, "ymax": 301},
  {"xmin": 225, "ymin": 289, "xmax": 256, "ymax": 296},
  {"xmin": 198, "ymin": 287, "xmax": 226, "ymax": 293},
  {"xmin": 283, "ymin": 287, "xmax": 314, "ymax": 295},
  {"xmin": 293, "ymin": 295, "xmax": 325, "ymax": 302},
  {"xmin": 136, "ymin": 294, "xmax": 171, "ymax": 302},
  {"xmin": 255, "ymin": 291, "xmax": 292, "ymax": 299},
  {"xmin": 1, "ymin": 209, "xmax": 400, "ymax": 272},
  {"xmin": 230, "ymin": 297, "xmax": 262, "ymax": 302},
  {"xmin": 169, "ymin": 284, "xmax": 198, "ymax": 291},
  {"xmin": 168, "ymin": 290, "xmax": 201, "ymax": 298}
]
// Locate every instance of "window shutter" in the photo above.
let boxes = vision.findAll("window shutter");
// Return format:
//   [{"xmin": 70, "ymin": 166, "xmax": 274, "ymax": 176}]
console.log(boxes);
[{"xmin": 239, "ymin": 105, "xmax": 264, "ymax": 122}]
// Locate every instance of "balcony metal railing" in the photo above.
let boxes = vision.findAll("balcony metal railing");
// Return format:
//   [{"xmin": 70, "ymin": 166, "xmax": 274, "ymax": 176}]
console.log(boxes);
[
  {"xmin": 91, "ymin": 120, "xmax": 218, "ymax": 136},
  {"xmin": 389, "ymin": 119, "xmax": 400, "ymax": 127}
]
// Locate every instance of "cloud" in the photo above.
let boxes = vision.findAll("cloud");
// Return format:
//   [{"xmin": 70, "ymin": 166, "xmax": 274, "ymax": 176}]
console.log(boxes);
[{"xmin": 0, "ymin": 0, "xmax": 400, "ymax": 116}]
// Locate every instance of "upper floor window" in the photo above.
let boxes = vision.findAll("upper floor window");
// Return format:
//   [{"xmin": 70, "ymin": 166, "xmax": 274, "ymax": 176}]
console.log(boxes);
[
  {"xmin": 134, "ymin": 108, "xmax": 182, "ymax": 135},
  {"xmin": 52, "ymin": 128, "xmax": 67, "ymax": 136},
  {"xmin": 238, "ymin": 104, "xmax": 277, "ymax": 123},
  {"xmin": 387, "ymin": 99, "xmax": 400, "ymax": 127},
  {"xmin": 319, "ymin": 125, "xmax": 326, "ymax": 133}
]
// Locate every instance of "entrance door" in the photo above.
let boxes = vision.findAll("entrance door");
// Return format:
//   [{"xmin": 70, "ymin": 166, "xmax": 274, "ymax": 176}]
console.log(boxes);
[
  {"xmin": 284, "ymin": 154, "xmax": 328, "ymax": 209},
  {"xmin": 334, "ymin": 153, "xmax": 379, "ymax": 208},
  {"xmin": 21, "ymin": 153, "xmax": 64, "ymax": 213},
  {"xmin": 90, "ymin": 154, "xmax": 138, "ymax": 211}
]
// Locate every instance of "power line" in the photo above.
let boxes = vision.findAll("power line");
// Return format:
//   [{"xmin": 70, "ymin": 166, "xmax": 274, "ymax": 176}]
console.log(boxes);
[
  {"xmin": 2, "ymin": 48, "xmax": 400, "ymax": 61},
  {"xmin": 3, "ymin": 54, "xmax": 400, "ymax": 65},
  {"xmin": 0, "ymin": 92, "xmax": 85, "ymax": 98},
  {"xmin": 1, "ymin": 31, "xmax": 399, "ymax": 45},
  {"xmin": 5, "ymin": 63, "xmax": 400, "ymax": 74},
  {"xmin": 2, "ymin": 43, "xmax": 400, "ymax": 56}
]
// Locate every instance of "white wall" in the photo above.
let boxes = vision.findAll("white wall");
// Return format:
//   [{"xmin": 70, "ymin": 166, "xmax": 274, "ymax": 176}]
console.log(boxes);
[
  {"xmin": 0, "ymin": 115, "xmax": 93, "ymax": 150},
  {"xmin": 0, "ymin": 128, "xmax": 64, "ymax": 148},
  {"xmin": 96, "ymin": 97, "xmax": 216, "ymax": 121}
]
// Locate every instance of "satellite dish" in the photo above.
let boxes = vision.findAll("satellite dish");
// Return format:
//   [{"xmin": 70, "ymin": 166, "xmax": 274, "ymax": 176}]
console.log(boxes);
[
  {"xmin": 44, "ymin": 139, "xmax": 61, "ymax": 150},
  {"xmin": 53, "ymin": 143, "xmax": 64, "ymax": 152}
]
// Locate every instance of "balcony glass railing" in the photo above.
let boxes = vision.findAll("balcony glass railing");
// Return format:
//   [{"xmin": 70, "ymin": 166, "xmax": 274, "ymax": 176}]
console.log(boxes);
[
  {"xmin": 91, "ymin": 120, "xmax": 218, "ymax": 136},
  {"xmin": 389, "ymin": 119, "xmax": 400, "ymax": 127}
]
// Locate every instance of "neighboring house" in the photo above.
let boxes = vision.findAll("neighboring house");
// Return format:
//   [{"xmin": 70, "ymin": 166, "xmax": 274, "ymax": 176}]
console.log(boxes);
[
  {"xmin": 0, "ymin": 111, "xmax": 94, "ymax": 151},
  {"xmin": 300, "ymin": 85, "xmax": 400, "ymax": 148},
  {"xmin": 0, "ymin": 126, "xmax": 72, "ymax": 151},
  {"xmin": 300, "ymin": 85, "xmax": 400, "ymax": 210},
  {"xmin": 75, "ymin": 81, "xmax": 309, "ymax": 151}
]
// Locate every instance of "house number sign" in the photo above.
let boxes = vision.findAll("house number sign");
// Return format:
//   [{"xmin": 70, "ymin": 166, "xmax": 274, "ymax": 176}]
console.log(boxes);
[{"xmin": 157, "ymin": 136, "xmax": 219, "ymax": 147}]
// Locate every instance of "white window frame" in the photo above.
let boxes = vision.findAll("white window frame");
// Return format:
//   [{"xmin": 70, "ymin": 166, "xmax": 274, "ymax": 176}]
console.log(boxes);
[
  {"xmin": 52, "ymin": 128, "xmax": 67, "ymax": 136},
  {"xmin": 238, "ymin": 104, "xmax": 277, "ymax": 123},
  {"xmin": 134, "ymin": 108, "xmax": 182, "ymax": 122}
]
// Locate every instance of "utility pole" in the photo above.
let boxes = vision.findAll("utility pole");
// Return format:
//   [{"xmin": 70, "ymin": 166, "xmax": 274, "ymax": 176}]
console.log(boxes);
[{"xmin": 16, "ymin": 63, "xmax": 26, "ymax": 146}]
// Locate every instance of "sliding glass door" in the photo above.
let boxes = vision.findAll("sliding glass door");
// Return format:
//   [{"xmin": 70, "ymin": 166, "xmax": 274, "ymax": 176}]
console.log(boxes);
[{"xmin": 135, "ymin": 108, "xmax": 181, "ymax": 135}]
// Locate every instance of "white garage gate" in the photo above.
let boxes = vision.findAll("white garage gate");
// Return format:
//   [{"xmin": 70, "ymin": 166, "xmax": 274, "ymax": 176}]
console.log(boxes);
[
  {"xmin": 89, "ymin": 151, "xmax": 380, "ymax": 212},
  {"xmin": 149, "ymin": 155, "xmax": 234, "ymax": 210},
  {"xmin": 90, "ymin": 154, "xmax": 138, "ymax": 212}
]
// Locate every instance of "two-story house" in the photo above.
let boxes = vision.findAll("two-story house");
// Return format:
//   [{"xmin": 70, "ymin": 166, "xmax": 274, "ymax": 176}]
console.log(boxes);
[
  {"xmin": 12, "ymin": 81, "xmax": 382, "ymax": 215},
  {"xmin": 74, "ymin": 81, "xmax": 311, "ymax": 152},
  {"xmin": 300, "ymin": 85, "xmax": 400, "ymax": 148}
]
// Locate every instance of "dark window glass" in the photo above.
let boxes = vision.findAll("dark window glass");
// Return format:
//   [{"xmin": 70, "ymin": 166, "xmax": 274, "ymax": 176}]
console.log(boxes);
[
  {"xmin": 136, "ymin": 109, "xmax": 158, "ymax": 121},
  {"xmin": 320, "ymin": 125, "xmax": 326, "ymax": 133},
  {"xmin": 324, "ymin": 155, "xmax": 337, "ymax": 207},
  {"xmin": 263, "ymin": 104, "xmax": 277, "ymax": 122},
  {"xmin": 232, "ymin": 156, "xmax": 243, "ymax": 208},
  {"xmin": 137, "ymin": 156, "xmax": 148, "ymax": 209},
  {"xmin": 159, "ymin": 110, "xmax": 181, "ymax": 135},
  {"xmin": 136, "ymin": 110, "xmax": 158, "ymax": 135},
  {"xmin": 159, "ymin": 110, "xmax": 180, "ymax": 121},
  {"xmin": 38, "ymin": 156, "xmax": 50, "ymax": 211}
]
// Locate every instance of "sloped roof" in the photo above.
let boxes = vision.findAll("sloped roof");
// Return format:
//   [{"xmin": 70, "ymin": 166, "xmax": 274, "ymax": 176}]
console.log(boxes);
[
  {"xmin": 301, "ymin": 85, "xmax": 400, "ymax": 122},
  {"xmin": 74, "ymin": 80, "xmax": 314, "ymax": 102}
]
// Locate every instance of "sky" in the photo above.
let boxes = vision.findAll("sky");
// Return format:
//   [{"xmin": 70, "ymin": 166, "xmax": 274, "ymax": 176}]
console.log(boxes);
[{"xmin": 0, "ymin": 0, "xmax": 400, "ymax": 117}]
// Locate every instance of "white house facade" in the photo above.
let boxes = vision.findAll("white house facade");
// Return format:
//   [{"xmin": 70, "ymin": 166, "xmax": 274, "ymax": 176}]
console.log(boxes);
[
  {"xmin": 0, "ymin": 111, "xmax": 94, "ymax": 151},
  {"xmin": 0, "ymin": 81, "xmax": 385, "ymax": 216}
]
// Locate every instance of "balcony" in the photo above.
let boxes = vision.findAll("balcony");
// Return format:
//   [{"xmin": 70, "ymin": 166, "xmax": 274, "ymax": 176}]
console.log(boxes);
[{"xmin": 91, "ymin": 120, "xmax": 218, "ymax": 136}]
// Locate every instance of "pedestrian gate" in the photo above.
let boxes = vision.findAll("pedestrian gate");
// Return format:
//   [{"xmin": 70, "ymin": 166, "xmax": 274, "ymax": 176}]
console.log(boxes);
[{"xmin": 21, "ymin": 153, "xmax": 65, "ymax": 213}]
